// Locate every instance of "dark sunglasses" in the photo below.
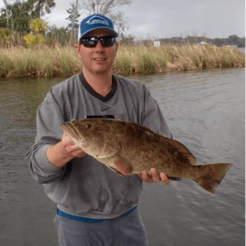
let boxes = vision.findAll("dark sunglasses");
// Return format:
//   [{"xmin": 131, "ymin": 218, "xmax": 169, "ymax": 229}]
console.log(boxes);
[{"xmin": 80, "ymin": 36, "xmax": 116, "ymax": 48}]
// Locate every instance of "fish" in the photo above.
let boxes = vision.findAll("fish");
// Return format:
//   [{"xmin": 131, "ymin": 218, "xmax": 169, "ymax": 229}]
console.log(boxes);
[{"xmin": 61, "ymin": 118, "xmax": 232, "ymax": 194}]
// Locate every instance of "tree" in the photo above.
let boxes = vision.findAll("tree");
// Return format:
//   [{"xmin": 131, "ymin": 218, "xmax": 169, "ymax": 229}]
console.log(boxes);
[
  {"xmin": 46, "ymin": 25, "xmax": 70, "ymax": 46},
  {"xmin": 80, "ymin": 0, "xmax": 132, "ymax": 35},
  {"xmin": 23, "ymin": 18, "xmax": 48, "ymax": 46},
  {"xmin": 0, "ymin": 1, "xmax": 32, "ymax": 33},
  {"xmin": 119, "ymin": 33, "xmax": 135, "ymax": 46},
  {"xmin": 1, "ymin": 0, "xmax": 10, "ymax": 28},
  {"xmin": 30, "ymin": 18, "xmax": 48, "ymax": 34},
  {"xmin": 27, "ymin": 0, "xmax": 56, "ymax": 18},
  {"xmin": 228, "ymin": 35, "xmax": 239, "ymax": 45},
  {"xmin": 24, "ymin": 32, "xmax": 46, "ymax": 46},
  {"xmin": 237, "ymin": 37, "xmax": 246, "ymax": 47},
  {"xmin": 66, "ymin": 0, "xmax": 80, "ymax": 45}
]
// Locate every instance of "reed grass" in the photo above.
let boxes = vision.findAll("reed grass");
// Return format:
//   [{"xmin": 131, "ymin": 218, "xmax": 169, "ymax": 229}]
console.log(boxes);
[
  {"xmin": 0, "ymin": 44, "xmax": 244, "ymax": 79},
  {"xmin": 114, "ymin": 44, "xmax": 245, "ymax": 75},
  {"xmin": 0, "ymin": 45, "xmax": 82, "ymax": 78}
]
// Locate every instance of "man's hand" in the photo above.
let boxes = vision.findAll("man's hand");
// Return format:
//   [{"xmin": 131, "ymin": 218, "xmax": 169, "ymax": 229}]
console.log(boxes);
[
  {"xmin": 61, "ymin": 133, "xmax": 86, "ymax": 158},
  {"xmin": 138, "ymin": 168, "xmax": 169, "ymax": 185},
  {"xmin": 46, "ymin": 132, "xmax": 86, "ymax": 168}
]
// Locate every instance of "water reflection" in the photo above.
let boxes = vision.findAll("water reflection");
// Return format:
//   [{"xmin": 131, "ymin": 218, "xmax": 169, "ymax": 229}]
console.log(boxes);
[{"xmin": 0, "ymin": 77, "xmax": 66, "ymax": 128}]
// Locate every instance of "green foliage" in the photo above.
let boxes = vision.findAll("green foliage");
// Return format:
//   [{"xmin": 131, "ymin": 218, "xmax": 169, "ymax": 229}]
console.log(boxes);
[
  {"xmin": 0, "ymin": 28, "xmax": 13, "ymax": 47},
  {"xmin": 0, "ymin": 15, "xmax": 7, "ymax": 28},
  {"xmin": 46, "ymin": 26, "xmax": 70, "ymax": 46},
  {"xmin": 14, "ymin": 16, "xmax": 31, "ymax": 34},
  {"xmin": 29, "ymin": 18, "xmax": 48, "ymax": 34},
  {"xmin": 23, "ymin": 18, "xmax": 47, "ymax": 47},
  {"xmin": 24, "ymin": 33, "xmax": 46, "ymax": 46},
  {"xmin": 0, "ymin": 1, "xmax": 32, "ymax": 33}
]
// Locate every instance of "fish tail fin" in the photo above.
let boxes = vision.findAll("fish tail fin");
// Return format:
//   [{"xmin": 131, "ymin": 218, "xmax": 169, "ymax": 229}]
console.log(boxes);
[{"xmin": 194, "ymin": 163, "xmax": 232, "ymax": 194}]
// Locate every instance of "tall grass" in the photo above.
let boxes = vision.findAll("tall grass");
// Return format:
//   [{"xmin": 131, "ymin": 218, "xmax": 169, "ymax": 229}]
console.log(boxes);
[
  {"xmin": 0, "ymin": 45, "xmax": 82, "ymax": 78},
  {"xmin": 0, "ymin": 44, "xmax": 244, "ymax": 79},
  {"xmin": 114, "ymin": 44, "xmax": 245, "ymax": 75}
]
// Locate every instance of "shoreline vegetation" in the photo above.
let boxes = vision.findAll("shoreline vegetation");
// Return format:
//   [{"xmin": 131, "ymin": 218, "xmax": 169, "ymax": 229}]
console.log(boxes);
[{"xmin": 0, "ymin": 44, "xmax": 245, "ymax": 79}]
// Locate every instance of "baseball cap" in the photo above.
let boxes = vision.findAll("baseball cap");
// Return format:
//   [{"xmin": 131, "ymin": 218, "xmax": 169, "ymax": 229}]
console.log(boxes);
[{"xmin": 78, "ymin": 14, "xmax": 118, "ymax": 42}]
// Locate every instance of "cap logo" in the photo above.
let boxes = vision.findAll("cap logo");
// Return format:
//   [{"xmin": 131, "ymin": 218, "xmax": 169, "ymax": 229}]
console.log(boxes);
[
  {"xmin": 79, "ymin": 14, "xmax": 118, "ymax": 41},
  {"xmin": 86, "ymin": 15, "xmax": 109, "ymax": 26}
]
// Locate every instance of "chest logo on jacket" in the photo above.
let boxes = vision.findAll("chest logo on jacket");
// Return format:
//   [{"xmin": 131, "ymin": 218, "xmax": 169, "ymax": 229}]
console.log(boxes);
[{"xmin": 87, "ymin": 115, "xmax": 115, "ymax": 119}]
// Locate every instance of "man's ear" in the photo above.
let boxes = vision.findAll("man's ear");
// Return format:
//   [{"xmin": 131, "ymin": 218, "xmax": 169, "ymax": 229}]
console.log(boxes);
[{"xmin": 74, "ymin": 44, "xmax": 81, "ymax": 58}]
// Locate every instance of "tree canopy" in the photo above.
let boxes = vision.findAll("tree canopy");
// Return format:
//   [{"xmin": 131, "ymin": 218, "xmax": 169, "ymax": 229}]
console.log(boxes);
[{"xmin": 0, "ymin": 0, "xmax": 56, "ymax": 32}]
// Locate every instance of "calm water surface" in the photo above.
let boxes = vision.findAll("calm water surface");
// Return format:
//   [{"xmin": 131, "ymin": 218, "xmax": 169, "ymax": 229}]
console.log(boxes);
[{"xmin": 0, "ymin": 67, "xmax": 244, "ymax": 246}]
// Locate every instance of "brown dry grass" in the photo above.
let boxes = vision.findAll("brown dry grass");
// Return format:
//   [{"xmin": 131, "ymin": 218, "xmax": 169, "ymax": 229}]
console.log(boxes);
[{"xmin": 0, "ymin": 44, "xmax": 244, "ymax": 78}]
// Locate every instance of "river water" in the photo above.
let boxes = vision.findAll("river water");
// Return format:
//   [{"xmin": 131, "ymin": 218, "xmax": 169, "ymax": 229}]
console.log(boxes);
[{"xmin": 0, "ymin": 67, "xmax": 245, "ymax": 246}]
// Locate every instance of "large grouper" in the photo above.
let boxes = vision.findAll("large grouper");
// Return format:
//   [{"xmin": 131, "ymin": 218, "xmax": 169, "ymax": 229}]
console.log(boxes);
[{"xmin": 61, "ymin": 118, "xmax": 232, "ymax": 194}]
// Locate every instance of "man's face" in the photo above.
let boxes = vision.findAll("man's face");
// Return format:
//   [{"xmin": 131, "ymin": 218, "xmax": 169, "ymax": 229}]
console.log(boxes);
[{"xmin": 75, "ymin": 29, "xmax": 118, "ymax": 75}]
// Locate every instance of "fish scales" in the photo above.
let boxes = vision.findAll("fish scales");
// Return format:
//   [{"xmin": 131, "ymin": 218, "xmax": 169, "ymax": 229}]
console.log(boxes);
[{"xmin": 61, "ymin": 118, "xmax": 232, "ymax": 194}]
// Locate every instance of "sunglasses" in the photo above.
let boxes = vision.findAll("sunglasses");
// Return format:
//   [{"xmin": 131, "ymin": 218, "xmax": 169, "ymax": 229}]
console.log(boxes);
[{"xmin": 80, "ymin": 36, "xmax": 116, "ymax": 48}]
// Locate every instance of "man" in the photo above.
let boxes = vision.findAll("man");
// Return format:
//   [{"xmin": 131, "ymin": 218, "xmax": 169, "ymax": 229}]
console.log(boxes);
[{"xmin": 26, "ymin": 14, "xmax": 172, "ymax": 246}]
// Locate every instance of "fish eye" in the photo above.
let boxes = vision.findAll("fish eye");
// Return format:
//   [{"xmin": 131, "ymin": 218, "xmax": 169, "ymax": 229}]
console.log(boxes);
[{"xmin": 86, "ymin": 123, "xmax": 92, "ymax": 129}]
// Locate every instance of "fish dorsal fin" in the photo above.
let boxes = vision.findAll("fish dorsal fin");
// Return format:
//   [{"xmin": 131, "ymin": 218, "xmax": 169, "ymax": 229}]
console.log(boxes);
[
  {"xmin": 162, "ymin": 137, "xmax": 197, "ymax": 165},
  {"xmin": 128, "ymin": 121, "xmax": 196, "ymax": 163},
  {"xmin": 129, "ymin": 122, "xmax": 159, "ymax": 137},
  {"xmin": 122, "ymin": 121, "xmax": 196, "ymax": 164}
]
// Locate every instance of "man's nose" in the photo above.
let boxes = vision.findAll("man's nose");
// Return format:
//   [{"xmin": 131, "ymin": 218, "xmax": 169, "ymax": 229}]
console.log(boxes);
[{"xmin": 95, "ymin": 40, "xmax": 104, "ymax": 50}]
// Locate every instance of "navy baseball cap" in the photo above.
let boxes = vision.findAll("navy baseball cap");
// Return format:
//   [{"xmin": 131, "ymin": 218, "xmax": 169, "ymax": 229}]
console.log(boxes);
[{"xmin": 78, "ymin": 14, "xmax": 118, "ymax": 42}]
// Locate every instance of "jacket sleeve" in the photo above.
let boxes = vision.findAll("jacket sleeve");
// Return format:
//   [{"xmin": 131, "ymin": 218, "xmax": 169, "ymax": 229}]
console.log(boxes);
[
  {"xmin": 25, "ymin": 89, "xmax": 66, "ymax": 184},
  {"xmin": 141, "ymin": 84, "xmax": 173, "ymax": 139}
]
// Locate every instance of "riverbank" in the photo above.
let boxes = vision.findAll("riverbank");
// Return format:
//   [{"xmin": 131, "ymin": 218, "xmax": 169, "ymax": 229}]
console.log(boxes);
[{"xmin": 0, "ymin": 44, "xmax": 244, "ymax": 78}]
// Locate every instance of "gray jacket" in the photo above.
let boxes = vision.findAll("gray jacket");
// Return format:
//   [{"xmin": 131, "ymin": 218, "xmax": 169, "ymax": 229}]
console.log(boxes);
[{"xmin": 25, "ymin": 73, "xmax": 172, "ymax": 219}]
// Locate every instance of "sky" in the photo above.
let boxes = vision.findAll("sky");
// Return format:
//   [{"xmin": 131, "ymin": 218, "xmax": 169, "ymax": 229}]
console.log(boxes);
[{"xmin": 1, "ymin": 0, "xmax": 245, "ymax": 39}]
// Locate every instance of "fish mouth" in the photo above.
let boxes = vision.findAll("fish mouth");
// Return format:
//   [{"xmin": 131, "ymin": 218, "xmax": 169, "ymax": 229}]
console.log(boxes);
[{"xmin": 61, "ymin": 121, "xmax": 88, "ymax": 148}]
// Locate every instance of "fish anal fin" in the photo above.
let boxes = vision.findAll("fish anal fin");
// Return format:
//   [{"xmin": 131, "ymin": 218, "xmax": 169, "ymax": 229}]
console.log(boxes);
[
  {"xmin": 108, "ymin": 166, "xmax": 125, "ymax": 177},
  {"xmin": 95, "ymin": 155, "xmax": 132, "ymax": 177}
]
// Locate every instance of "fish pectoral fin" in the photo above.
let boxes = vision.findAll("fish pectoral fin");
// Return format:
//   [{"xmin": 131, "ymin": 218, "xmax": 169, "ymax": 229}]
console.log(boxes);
[
  {"xmin": 96, "ymin": 148, "xmax": 121, "ymax": 159},
  {"xmin": 96, "ymin": 141, "xmax": 121, "ymax": 159}
]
